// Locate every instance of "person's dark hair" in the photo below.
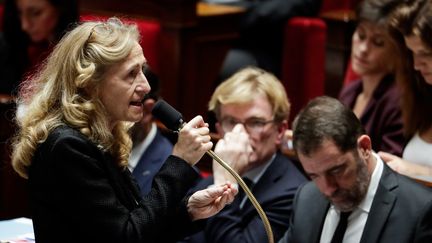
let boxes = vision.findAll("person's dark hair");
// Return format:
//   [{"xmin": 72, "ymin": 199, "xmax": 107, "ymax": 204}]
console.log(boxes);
[
  {"xmin": 390, "ymin": 0, "xmax": 432, "ymax": 137},
  {"xmin": 356, "ymin": 0, "xmax": 405, "ymax": 25},
  {"xmin": 143, "ymin": 65, "xmax": 160, "ymax": 101},
  {"xmin": 292, "ymin": 96, "xmax": 366, "ymax": 156}
]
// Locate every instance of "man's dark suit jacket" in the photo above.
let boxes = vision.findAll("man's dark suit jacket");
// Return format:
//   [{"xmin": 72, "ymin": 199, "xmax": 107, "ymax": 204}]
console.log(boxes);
[
  {"xmin": 28, "ymin": 126, "xmax": 200, "ymax": 243},
  {"xmin": 132, "ymin": 129, "xmax": 173, "ymax": 197},
  {"xmin": 181, "ymin": 152, "xmax": 308, "ymax": 243},
  {"xmin": 279, "ymin": 163, "xmax": 432, "ymax": 243}
]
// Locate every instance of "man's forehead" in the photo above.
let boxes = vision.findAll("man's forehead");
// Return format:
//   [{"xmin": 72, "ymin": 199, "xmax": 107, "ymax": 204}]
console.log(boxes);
[{"xmin": 299, "ymin": 140, "xmax": 352, "ymax": 170}]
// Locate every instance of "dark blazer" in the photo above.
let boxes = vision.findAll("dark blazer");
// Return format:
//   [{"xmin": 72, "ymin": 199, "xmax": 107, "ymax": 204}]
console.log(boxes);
[
  {"xmin": 339, "ymin": 76, "xmax": 405, "ymax": 156},
  {"xmin": 132, "ymin": 129, "xmax": 173, "ymax": 197},
  {"xmin": 181, "ymin": 152, "xmax": 308, "ymax": 243},
  {"xmin": 29, "ymin": 126, "xmax": 201, "ymax": 243},
  {"xmin": 279, "ymin": 163, "xmax": 432, "ymax": 243}
]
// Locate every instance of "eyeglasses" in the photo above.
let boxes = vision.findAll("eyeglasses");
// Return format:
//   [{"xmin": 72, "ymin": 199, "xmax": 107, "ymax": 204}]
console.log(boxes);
[{"xmin": 220, "ymin": 117, "xmax": 274, "ymax": 134}]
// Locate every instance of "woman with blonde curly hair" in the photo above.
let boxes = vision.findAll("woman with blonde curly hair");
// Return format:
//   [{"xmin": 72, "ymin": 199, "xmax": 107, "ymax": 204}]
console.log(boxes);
[{"xmin": 11, "ymin": 18, "xmax": 236, "ymax": 243}]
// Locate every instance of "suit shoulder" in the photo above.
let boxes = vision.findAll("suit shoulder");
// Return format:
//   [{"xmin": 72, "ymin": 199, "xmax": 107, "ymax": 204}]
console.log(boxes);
[
  {"xmin": 276, "ymin": 153, "xmax": 308, "ymax": 182},
  {"xmin": 395, "ymin": 174, "xmax": 432, "ymax": 201},
  {"xmin": 41, "ymin": 126, "xmax": 101, "ymax": 156}
]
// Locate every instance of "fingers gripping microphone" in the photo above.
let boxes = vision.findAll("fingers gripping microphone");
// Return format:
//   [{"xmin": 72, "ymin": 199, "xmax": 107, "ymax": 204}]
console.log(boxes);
[{"xmin": 152, "ymin": 100, "xmax": 274, "ymax": 243}]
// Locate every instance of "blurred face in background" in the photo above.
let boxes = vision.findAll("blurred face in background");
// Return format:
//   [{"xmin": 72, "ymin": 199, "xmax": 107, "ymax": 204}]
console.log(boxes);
[
  {"xmin": 217, "ymin": 94, "xmax": 286, "ymax": 167},
  {"xmin": 16, "ymin": 0, "xmax": 59, "ymax": 43},
  {"xmin": 405, "ymin": 35, "xmax": 432, "ymax": 85},
  {"xmin": 351, "ymin": 21, "xmax": 397, "ymax": 78}
]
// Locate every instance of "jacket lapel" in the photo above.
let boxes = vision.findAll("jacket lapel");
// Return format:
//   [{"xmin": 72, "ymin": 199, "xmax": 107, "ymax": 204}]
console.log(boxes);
[
  {"xmin": 360, "ymin": 164, "xmax": 397, "ymax": 243},
  {"xmin": 312, "ymin": 192, "xmax": 330, "ymax": 243}
]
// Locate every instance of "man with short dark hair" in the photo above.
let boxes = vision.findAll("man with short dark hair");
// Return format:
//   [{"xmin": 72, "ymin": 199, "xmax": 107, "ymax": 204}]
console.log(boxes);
[{"xmin": 279, "ymin": 96, "xmax": 432, "ymax": 243}]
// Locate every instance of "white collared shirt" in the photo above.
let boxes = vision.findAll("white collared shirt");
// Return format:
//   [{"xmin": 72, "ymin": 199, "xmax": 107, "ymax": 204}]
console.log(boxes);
[
  {"xmin": 320, "ymin": 152, "xmax": 384, "ymax": 243},
  {"xmin": 128, "ymin": 123, "xmax": 157, "ymax": 171}
]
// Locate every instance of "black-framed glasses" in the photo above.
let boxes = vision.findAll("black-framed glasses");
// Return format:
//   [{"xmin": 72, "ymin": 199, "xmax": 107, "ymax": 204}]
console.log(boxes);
[{"xmin": 220, "ymin": 117, "xmax": 274, "ymax": 134}]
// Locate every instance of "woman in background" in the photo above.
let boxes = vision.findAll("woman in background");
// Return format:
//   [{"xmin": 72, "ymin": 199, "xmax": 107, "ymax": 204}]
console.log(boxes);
[
  {"xmin": 379, "ymin": 0, "xmax": 432, "ymax": 177},
  {"xmin": 0, "ymin": 0, "xmax": 78, "ymax": 94},
  {"xmin": 338, "ymin": 0, "xmax": 406, "ymax": 156}
]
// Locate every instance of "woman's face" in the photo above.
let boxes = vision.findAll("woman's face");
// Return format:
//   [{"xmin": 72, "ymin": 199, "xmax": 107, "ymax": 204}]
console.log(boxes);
[
  {"xmin": 351, "ymin": 22, "xmax": 397, "ymax": 77},
  {"xmin": 405, "ymin": 35, "xmax": 432, "ymax": 85},
  {"xmin": 99, "ymin": 42, "xmax": 151, "ymax": 129},
  {"xmin": 16, "ymin": 0, "xmax": 59, "ymax": 43}
]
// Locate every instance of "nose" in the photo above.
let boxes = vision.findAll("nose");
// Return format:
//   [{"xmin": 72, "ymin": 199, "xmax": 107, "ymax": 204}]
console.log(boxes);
[
  {"xmin": 318, "ymin": 176, "xmax": 338, "ymax": 198},
  {"xmin": 135, "ymin": 71, "xmax": 150, "ymax": 94},
  {"xmin": 358, "ymin": 40, "xmax": 369, "ymax": 54},
  {"xmin": 413, "ymin": 54, "xmax": 424, "ymax": 71},
  {"xmin": 20, "ymin": 15, "xmax": 31, "ymax": 33}
]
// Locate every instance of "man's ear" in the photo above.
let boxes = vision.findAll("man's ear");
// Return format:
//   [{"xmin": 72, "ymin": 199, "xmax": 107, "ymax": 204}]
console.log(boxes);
[
  {"xmin": 275, "ymin": 120, "xmax": 288, "ymax": 145},
  {"xmin": 142, "ymin": 99, "xmax": 156, "ymax": 123},
  {"xmin": 357, "ymin": 135, "xmax": 372, "ymax": 159}
]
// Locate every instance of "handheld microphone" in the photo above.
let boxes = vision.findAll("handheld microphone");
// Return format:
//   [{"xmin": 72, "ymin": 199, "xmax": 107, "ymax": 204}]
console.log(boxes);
[{"xmin": 152, "ymin": 100, "xmax": 274, "ymax": 243}]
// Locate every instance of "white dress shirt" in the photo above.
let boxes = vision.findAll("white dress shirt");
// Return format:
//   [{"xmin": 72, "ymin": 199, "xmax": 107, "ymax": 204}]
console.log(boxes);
[{"xmin": 128, "ymin": 123, "xmax": 157, "ymax": 171}]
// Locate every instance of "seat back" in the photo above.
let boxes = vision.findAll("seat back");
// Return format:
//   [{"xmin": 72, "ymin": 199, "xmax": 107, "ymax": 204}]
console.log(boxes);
[
  {"xmin": 281, "ymin": 17, "xmax": 327, "ymax": 124},
  {"xmin": 343, "ymin": 59, "xmax": 360, "ymax": 85}
]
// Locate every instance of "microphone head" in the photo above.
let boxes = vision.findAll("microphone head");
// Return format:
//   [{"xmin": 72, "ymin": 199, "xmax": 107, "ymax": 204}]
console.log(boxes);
[{"xmin": 152, "ymin": 100, "xmax": 184, "ymax": 131}]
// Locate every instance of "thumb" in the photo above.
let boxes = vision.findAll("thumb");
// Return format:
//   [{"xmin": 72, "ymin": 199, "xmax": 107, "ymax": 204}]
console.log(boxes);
[{"xmin": 205, "ymin": 185, "xmax": 226, "ymax": 198}]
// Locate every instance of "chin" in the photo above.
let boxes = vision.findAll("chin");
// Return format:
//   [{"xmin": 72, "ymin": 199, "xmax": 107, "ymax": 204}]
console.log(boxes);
[{"xmin": 424, "ymin": 77, "xmax": 432, "ymax": 85}]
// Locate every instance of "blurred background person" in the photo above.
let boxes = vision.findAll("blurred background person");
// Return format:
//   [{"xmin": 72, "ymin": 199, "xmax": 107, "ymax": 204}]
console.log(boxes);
[
  {"xmin": 0, "ymin": 0, "xmax": 78, "ymax": 95},
  {"xmin": 379, "ymin": 0, "xmax": 432, "ymax": 177},
  {"xmin": 210, "ymin": 0, "xmax": 322, "ymax": 81},
  {"xmin": 338, "ymin": 0, "xmax": 406, "ymax": 156},
  {"xmin": 180, "ymin": 67, "xmax": 307, "ymax": 243}
]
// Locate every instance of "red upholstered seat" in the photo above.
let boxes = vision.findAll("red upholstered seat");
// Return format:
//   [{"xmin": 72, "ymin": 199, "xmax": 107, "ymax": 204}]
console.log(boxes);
[
  {"xmin": 281, "ymin": 17, "xmax": 327, "ymax": 123},
  {"xmin": 80, "ymin": 14, "xmax": 161, "ymax": 74},
  {"xmin": 343, "ymin": 59, "xmax": 360, "ymax": 85}
]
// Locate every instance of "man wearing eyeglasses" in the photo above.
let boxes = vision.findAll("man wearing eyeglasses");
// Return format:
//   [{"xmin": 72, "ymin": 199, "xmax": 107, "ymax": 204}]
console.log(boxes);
[{"xmin": 178, "ymin": 67, "xmax": 308, "ymax": 243}]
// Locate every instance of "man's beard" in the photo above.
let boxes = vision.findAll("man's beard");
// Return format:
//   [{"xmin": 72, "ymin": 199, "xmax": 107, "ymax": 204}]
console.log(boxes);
[{"xmin": 329, "ymin": 156, "xmax": 370, "ymax": 212}]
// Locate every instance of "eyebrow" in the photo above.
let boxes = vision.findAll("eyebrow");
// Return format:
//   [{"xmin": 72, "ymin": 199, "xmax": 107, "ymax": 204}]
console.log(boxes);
[{"xmin": 307, "ymin": 161, "xmax": 347, "ymax": 178}]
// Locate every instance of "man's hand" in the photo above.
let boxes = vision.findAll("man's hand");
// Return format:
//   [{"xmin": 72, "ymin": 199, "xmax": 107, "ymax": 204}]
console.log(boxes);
[{"xmin": 212, "ymin": 124, "xmax": 253, "ymax": 185}]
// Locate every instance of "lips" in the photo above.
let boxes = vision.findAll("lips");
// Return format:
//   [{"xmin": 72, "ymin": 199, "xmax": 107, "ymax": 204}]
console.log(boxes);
[
  {"xmin": 130, "ymin": 101, "xmax": 143, "ymax": 107},
  {"xmin": 353, "ymin": 56, "xmax": 368, "ymax": 65}
]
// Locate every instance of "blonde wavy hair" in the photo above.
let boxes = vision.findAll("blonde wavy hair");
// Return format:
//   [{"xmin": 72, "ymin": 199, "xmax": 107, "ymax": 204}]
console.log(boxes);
[
  {"xmin": 12, "ymin": 18, "xmax": 140, "ymax": 179},
  {"xmin": 208, "ymin": 67, "xmax": 290, "ymax": 123}
]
